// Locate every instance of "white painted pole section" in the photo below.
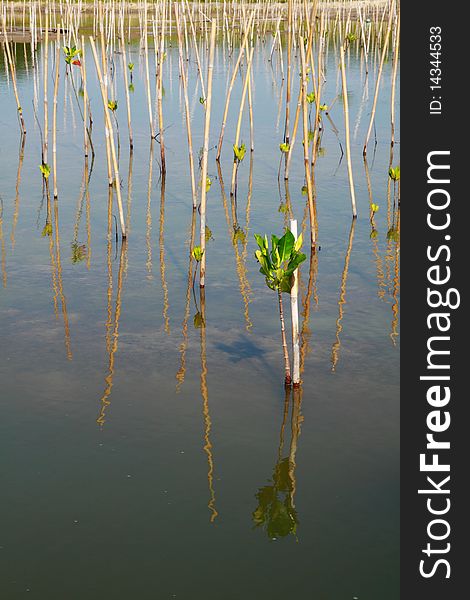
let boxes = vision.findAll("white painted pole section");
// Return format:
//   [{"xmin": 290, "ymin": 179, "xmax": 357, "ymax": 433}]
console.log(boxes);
[{"xmin": 290, "ymin": 219, "xmax": 300, "ymax": 386}]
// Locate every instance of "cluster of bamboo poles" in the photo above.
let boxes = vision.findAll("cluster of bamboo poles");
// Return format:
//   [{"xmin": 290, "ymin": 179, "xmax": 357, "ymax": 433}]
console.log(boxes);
[{"xmin": 1, "ymin": 0, "xmax": 400, "ymax": 383}]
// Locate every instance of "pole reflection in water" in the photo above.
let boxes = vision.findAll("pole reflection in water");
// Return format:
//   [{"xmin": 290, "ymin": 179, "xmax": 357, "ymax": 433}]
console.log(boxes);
[
  {"xmin": 217, "ymin": 160, "xmax": 252, "ymax": 331},
  {"xmin": 159, "ymin": 175, "xmax": 170, "ymax": 334},
  {"xmin": 252, "ymin": 386, "xmax": 303, "ymax": 540},
  {"xmin": 0, "ymin": 199, "xmax": 6, "ymax": 287},
  {"xmin": 146, "ymin": 140, "xmax": 154, "ymax": 279},
  {"xmin": 364, "ymin": 157, "xmax": 386, "ymax": 301},
  {"xmin": 176, "ymin": 207, "xmax": 197, "ymax": 391},
  {"xmin": 331, "ymin": 218, "xmax": 356, "ymax": 372},
  {"xmin": 198, "ymin": 287, "xmax": 218, "ymax": 523},
  {"xmin": 11, "ymin": 136, "xmax": 26, "ymax": 250},
  {"xmin": 97, "ymin": 237, "xmax": 128, "ymax": 427}
]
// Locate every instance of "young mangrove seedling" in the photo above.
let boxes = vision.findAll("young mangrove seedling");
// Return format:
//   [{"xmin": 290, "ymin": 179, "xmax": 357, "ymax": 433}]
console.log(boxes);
[
  {"xmin": 279, "ymin": 142, "xmax": 290, "ymax": 154},
  {"xmin": 254, "ymin": 230, "xmax": 306, "ymax": 386},
  {"xmin": 233, "ymin": 143, "xmax": 246, "ymax": 163},
  {"xmin": 39, "ymin": 163, "xmax": 51, "ymax": 179},
  {"xmin": 389, "ymin": 166, "xmax": 400, "ymax": 181}
]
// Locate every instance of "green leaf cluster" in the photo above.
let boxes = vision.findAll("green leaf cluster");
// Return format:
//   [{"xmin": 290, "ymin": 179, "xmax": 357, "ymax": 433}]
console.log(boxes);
[
  {"xmin": 389, "ymin": 166, "xmax": 400, "ymax": 181},
  {"xmin": 254, "ymin": 230, "xmax": 306, "ymax": 294},
  {"xmin": 192, "ymin": 246, "xmax": 204, "ymax": 262},
  {"xmin": 279, "ymin": 142, "xmax": 290, "ymax": 153},
  {"xmin": 233, "ymin": 143, "xmax": 246, "ymax": 162},
  {"xmin": 63, "ymin": 46, "xmax": 81, "ymax": 65},
  {"xmin": 39, "ymin": 163, "xmax": 51, "ymax": 179}
]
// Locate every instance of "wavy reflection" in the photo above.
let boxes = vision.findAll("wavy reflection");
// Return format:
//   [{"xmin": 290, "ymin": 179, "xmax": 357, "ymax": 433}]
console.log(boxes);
[
  {"xmin": 97, "ymin": 238, "xmax": 128, "ymax": 427},
  {"xmin": 252, "ymin": 386, "xmax": 304, "ymax": 540},
  {"xmin": 331, "ymin": 218, "xmax": 356, "ymax": 372},
  {"xmin": 199, "ymin": 287, "xmax": 218, "ymax": 523}
]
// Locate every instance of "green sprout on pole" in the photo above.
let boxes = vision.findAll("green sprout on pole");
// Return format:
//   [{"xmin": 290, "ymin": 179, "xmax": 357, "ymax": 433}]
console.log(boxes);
[{"xmin": 254, "ymin": 230, "xmax": 306, "ymax": 385}]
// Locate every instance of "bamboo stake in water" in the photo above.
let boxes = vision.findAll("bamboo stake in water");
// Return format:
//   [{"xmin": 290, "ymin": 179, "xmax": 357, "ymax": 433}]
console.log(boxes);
[
  {"xmin": 390, "ymin": 7, "xmax": 400, "ymax": 147},
  {"xmin": 81, "ymin": 35, "xmax": 90, "ymax": 157},
  {"xmin": 299, "ymin": 39, "xmax": 316, "ymax": 248},
  {"xmin": 175, "ymin": 5, "xmax": 197, "ymax": 208},
  {"xmin": 215, "ymin": 11, "xmax": 254, "ymax": 161},
  {"xmin": 42, "ymin": 6, "xmax": 49, "ymax": 166},
  {"xmin": 89, "ymin": 36, "xmax": 126, "ymax": 238},
  {"xmin": 339, "ymin": 40, "xmax": 357, "ymax": 218},
  {"xmin": 363, "ymin": 0, "xmax": 396, "ymax": 155},
  {"xmin": 290, "ymin": 219, "xmax": 300, "ymax": 387},
  {"xmin": 52, "ymin": 41, "xmax": 60, "ymax": 199},
  {"xmin": 119, "ymin": 20, "xmax": 133, "ymax": 149},
  {"xmin": 2, "ymin": 16, "xmax": 26, "ymax": 135},
  {"xmin": 199, "ymin": 18, "xmax": 217, "ymax": 288}
]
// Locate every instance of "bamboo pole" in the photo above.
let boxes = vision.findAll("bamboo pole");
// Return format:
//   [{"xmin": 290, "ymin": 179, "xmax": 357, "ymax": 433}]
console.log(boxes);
[
  {"xmin": 299, "ymin": 38, "xmax": 316, "ymax": 248},
  {"xmin": 390, "ymin": 7, "xmax": 400, "ymax": 147},
  {"xmin": 199, "ymin": 18, "xmax": 217, "ymax": 288},
  {"xmin": 215, "ymin": 11, "xmax": 254, "ymax": 161},
  {"xmin": 363, "ymin": 0, "xmax": 396, "ymax": 155},
  {"xmin": 290, "ymin": 219, "xmax": 300, "ymax": 387},
  {"xmin": 119, "ymin": 19, "xmax": 133, "ymax": 149},
  {"xmin": 2, "ymin": 16, "xmax": 26, "ymax": 135},
  {"xmin": 175, "ymin": 5, "xmax": 197, "ymax": 208},
  {"xmin": 230, "ymin": 45, "xmax": 254, "ymax": 197},
  {"xmin": 52, "ymin": 41, "xmax": 60, "ymax": 199},
  {"xmin": 339, "ymin": 40, "xmax": 357, "ymax": 218},
  {"xmin": 81, "ymin": 35, "xmax": 90, "ymax": 157},
  {"xmin": 89, "ymin": 36, "xmax": 127, "ymax": 238}
]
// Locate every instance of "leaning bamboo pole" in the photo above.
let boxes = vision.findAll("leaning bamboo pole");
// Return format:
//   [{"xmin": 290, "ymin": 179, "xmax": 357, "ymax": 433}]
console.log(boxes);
[
  {"xmin": 2, "ymin": 15, "xmax": 26, "ymax": 135},
  {"xmin": 175, "ymin": 5, "xmax": 197, "ymax": 207},
  {"xmin": 119, "ymin": 19, "xmax": 133, "ymax": 149},
  {"xmin": 390, "ymin": 7, "xmax": 400, "ymax": 147},
  {"xmin": 230, "ymin": 45, "xmax": 254, "ymax": 197},
  {"xmin": 363, "ymin": 0, "xmax": 396, "ymax": 155},
  {"xmin": 52, "ymin": 41, "xmax": 60, "ymax": 199},
  {"xmin": 199, "ymin": 18, "xmax": 217, "ymax": 288},
  {"xmin": 215, "ymin": 11, "xmax": 254, "ymax": 161},
  {"xmin": 299, "ymin": 38, "xmax": 316, "ymax": 248},
  {"xmin": 339, "ymin": 40, "xmax": 357, "ymax": 218},
  {"xmin": 89, "ymin": 36, "xmax": 127, "ymax": 238}
]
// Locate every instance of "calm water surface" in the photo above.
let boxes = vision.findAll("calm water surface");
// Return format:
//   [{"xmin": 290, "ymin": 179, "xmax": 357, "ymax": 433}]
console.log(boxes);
[{"xmin": 0, "ymin": 38, "xmax": 399, "ymax": 599}]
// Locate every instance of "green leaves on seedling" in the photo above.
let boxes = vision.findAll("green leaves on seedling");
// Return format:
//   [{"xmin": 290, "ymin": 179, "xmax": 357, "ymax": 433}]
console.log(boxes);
[
  {"xmin": 279, "ymin": 142, "xmax": 290, "ymax": 154},
  {"xmin": 233, "ymin": 143, "xmax": 246, "ymax": 163},
  {"xmin": 306, "ymin": 91, "xmax": 316, "ymax": 104},
  {"xmin": 370, "ymin": 229, "xmax": 378, "ymax": 240},
  {"xmin": 205, "ymin": 177, "xmax": 212, "ymax": 192},
  {"xmin": 319, "ymin": 104, "xmax": 328, "ymax": 111},
  {"xmin": 128, "ymin": 83, "xmax": 135, "ymax": 93},
  {"xmin": 107, "ymin": 100, "xmax": 118, "ymax": 112},
  {"xmin": 346, "ymin": 33, "xmax": 358, "ymax": 43},
  {"xmin": 39, "ymin": 163, "xmax": 51, "ymax": 179},
  {"xmin": 301, "ymin": 185, "xmax": 308, "ymax": 196},
  {"xmin": 278, "ymin": 203, "xmax": 289, "ymax": 214},
  {"xmin": 63, "ymin": 45, "xmax": 81, "ymax": 65},
  {"xmin": 387, "ymin": 227, "xmax": 400, "ymax": 242},
  {"xmin": 128, "ymin": 63, "xmax": 134, "ymax": 72},
  {"xmin": 199, "ymin": 96, "xmax": 206, "ymax": 105},
  {"xmin": 389, "ymin": 166, "xmax": 400, "ymax": 181},
  {"xmin": 254, "ymin": 230, "xmax": 306, "ymax": 294},
  {"xmin": 371, "ymin": 203, "xmax": 379, "ymax": 213},
  {"xmin": 41, "ymin": 222, "xmax": 52, "ymax": 237},
  {"xmin": 192, "ymin": 246, "xmax": 204, "ymax": 262}
]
